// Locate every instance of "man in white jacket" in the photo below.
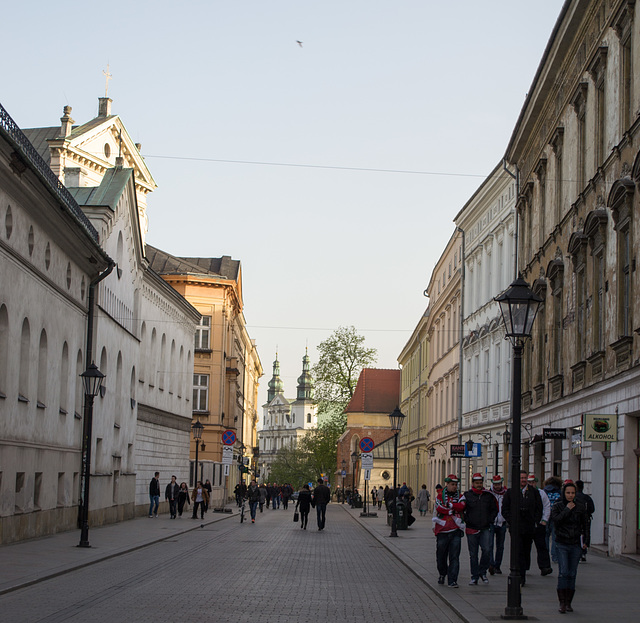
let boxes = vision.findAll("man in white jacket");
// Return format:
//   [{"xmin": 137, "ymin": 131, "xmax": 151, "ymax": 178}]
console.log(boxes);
[{"xmin": 488, "ymin": 475, "xmax": 507, "ymax": 575}]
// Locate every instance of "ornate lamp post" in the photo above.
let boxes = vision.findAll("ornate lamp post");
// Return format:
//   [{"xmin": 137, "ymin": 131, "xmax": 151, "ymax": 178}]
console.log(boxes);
[
  {"xmin": 415, "ymin": 449, "xmax": 420, "ymax": 491},
  {"xmin": 350, "ymin": 451, "xmax": 359, "ymax": 507},
  {"xmin": 341, "ymin": 459, "xmax": 346, "ymax": 504},
  {"xmin": 388, "ymin": 406, "xmax": 406, "ymax": 537},
  {"xmin": 495, "ymin": 275, "xmax": 541, "ymax": 620},
  {"xmin": 78, "ymin": 363, "xmax": 105, "ymax": 548},
  {"xmin": 192, "ymin": 420, "xmax": 204, "ymax": 485}
]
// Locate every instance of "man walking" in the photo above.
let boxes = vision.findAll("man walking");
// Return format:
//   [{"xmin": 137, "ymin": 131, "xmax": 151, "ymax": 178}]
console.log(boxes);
[
  {"xmin": 502, "ymin": 470, "xmax": 543, "ymax": 586},
  {"xmin": 575, "ymin": 480, "xmax": 595, "ymax": 562},
  {"xmin": 165, "ymin": 475, "xmax": 179, "ymax": 519},
  {"xmin": 528, "ymin": 474, "xmax": 553, "ymax": 576},
  {"xmin": 462, "ymin": 473, "xmax": 498, "ymax": 585},
  {"xmin": 488, "ymin": 475, "xmax": 507, "ymax": 575},
  {"xmin": 313, "ymin": 477, "xmax": 331, "ymax": 531},
  {"xmin": 149, "ymin": 472, "xmax": 160, "ymax": 518},
  {"xmin": 246, "ymin": 479, "xmax": 261, "ymax": 523},
  {"xmin": 433, "ymin": 474, "xmax": 466, "ymax": 588}
]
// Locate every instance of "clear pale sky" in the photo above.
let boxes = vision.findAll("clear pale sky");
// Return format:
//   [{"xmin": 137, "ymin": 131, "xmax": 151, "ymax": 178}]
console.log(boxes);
[{"xmin": 2, "ymin": 1, "xmax": 564, "ymax": 408}]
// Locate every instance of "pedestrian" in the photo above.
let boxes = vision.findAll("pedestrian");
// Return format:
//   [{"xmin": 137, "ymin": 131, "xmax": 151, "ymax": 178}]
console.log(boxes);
[
  {"xmin": 234, "ymin": 483, "xmax": 243, "ymax": 507},
  {"xmin": 191, "ymin": 480, "xmax": 209, "ymax": 519},
  {"xmin": 416, "ymin": 484, "xmax": 430, "ymax": 516},
  {"xmin": 574, "ymin": 480, "xmax": 595, "ymax": 562},
  {"xmin": 177, "ymin": 482, "xmax": 190, "ymax": 517},
  {"xmin": 296, "ymin": 484, "xmax": 312, "ymax": 529},
  {"xmin": 272, "ymin": 484, "xmax": 281, "ymax": 509},
  {"xmin": 377, "ymin": 486, "xmax": 384, "ymax": 510},
  {"xmin": 527, "ymin": 474, "xmax": 553, "ymax": 576},
  {"xmin": 543, "ymin": 476, "xmax": 563, "ymax": 562},
  {"xmin": 266, "ymin": 483, "xmax": 272, "ymax": 509},
  {"xmin": 502, "ymin": 470, "xmax": 543, "ymax": 586},
  {"xmin": 462, "ymin": 473, "xmax": 497, "ymax": 585},
  {"xmin": 383, "ymin": 485, "xmax": 394, "ymax": 511},
  {"xmin": 165, "ymin": 475, "xmax": 179, "ymax": 519},
  {"xmin": 203, "ymin": 479, "xmax": 212, "ymax": 514},
  {"xmin": 433, "ymin": 474, "xmax": 465, "ymax": 588},
  {"xmin": 398, "ymin": 482, "xmax": 409, "ymax": 498},
  {"xmin": 246, "ymin": 479, "xmax": 260, "ymax": 523},
  {"xmin": 551, "ymin": 480, "xmax": 588, "ymax": 613},
  {"xmin": 488, "ymin": 475, "xmax": 507, "ymax": 575},
  {"xmin": 259, "ymin": 483, "xmax": 267, "ymax": 512},
  {"xmin": 148, "ymin": 471, "xmax": 160, "ymax": 518},
  {"xmin": 313, "ymin": 477, "xmax": 331, "ymax": 531}
]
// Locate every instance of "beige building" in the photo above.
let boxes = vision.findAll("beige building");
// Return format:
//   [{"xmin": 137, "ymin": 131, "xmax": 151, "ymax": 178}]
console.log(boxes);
[
  {"xmin": 505, "ymin": 0, "xmax": 640, "ymax": 557},
  {"xmin": 146, "ymin": 247, "xmax": 262, "ymax": 502}
]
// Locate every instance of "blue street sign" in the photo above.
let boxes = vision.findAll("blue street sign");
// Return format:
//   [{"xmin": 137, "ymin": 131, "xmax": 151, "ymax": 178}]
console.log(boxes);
[
  {"xmin": 465, "ymin": 443, "xmax": 482, "ymax": 458},
  {"xmin": 222, "ymin": 430, "xmax": 236, "ymax": 446},
  {"xmin": 360, "ymin": 437, "xmax": 375, "ymax": 453}
]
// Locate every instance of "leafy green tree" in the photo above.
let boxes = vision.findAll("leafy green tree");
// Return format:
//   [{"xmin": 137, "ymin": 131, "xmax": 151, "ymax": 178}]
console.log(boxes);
[
  {"xmin": 312, "ymin": 326, "xmax": 377, "ymax": 414},
  {"xmin": 268, "ymin": 443, "xmax": 312, "ymax": 487},
  {"xmin": 298, "ymin": 413, "xmax": 346, "ymax": 481}
]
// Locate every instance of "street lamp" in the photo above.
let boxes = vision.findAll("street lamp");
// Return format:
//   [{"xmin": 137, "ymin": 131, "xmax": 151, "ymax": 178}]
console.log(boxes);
[
  {"xmin": 415, "ymin": 449, "xmax": 420, "ymax": 491},
  {"xmin": 495, "ymin": 275, "xmax": 541, "ymax": 619},
  {"xmin": 78, "ymin": 362, "xmax": 105, "ymax": 548},
  {"xmin": 192, "ymin": 420, "xmax": 204, "ymax": 485},
  {"xmin": 341, "ymin": 459, "xmax": 346, "ymax": 504},
  {"xmin": 351, "ymin": 451, "xmax": 359, "ymax": 507},
  {"xmin": 388, "ymin": 406, "xmax": 406, "ymax": 537}
]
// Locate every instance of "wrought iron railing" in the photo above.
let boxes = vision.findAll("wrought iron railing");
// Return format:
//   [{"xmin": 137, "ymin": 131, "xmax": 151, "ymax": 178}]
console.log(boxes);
[{"xmin": 0, "ymin": 101, "xmax": 98, "ymax": 239}]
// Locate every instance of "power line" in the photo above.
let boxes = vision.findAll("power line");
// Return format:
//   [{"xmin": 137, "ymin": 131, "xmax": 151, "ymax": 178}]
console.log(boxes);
[{"xmin": 246, "ymin": 324, "xmax": 412, "ymax": 332}]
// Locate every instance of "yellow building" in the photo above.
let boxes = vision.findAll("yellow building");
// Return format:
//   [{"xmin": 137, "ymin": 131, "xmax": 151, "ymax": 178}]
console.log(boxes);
[{"xmin": 146, "ymin": 246, "xmax": 262, "ymax": 500}]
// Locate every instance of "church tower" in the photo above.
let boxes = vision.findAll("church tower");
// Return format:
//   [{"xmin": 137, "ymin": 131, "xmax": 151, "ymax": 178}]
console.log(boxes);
[
  {"xmin": 296, "ymin": 348, "xmax": 314, "ymax": 400},
  {"xmin": 267, "ymin": 353, "xmax": 284, "ymax": 403},
  {"xmin": 292, "ymin": 349, "xmax": 318, "ymax": 430}
]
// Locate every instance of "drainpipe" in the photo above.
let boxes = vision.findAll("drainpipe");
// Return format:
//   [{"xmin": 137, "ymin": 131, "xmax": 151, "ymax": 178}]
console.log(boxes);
[
  {"xmin": 84, "ymin": 261, "xmax": 115, "ymax": 368},
  {"xmin": 456, "ymin": 227, "xmax": 465, "ymax": 478}
]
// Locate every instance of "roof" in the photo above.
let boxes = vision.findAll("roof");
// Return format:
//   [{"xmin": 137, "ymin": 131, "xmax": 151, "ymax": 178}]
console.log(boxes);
[
  {"xmin": 344, "ymin": 369, "xmax": 401, "ymax": 414},
  {"xmin": 67, "ymin": 167, "xmax": 134, "ymax": 210},
  {"xmin": 22, "ymin": 127, "xmax": 58, "ymax": 163},
  {"xmin": 146, "ymin": 244, "xmax": 240, "ymax": 280}
]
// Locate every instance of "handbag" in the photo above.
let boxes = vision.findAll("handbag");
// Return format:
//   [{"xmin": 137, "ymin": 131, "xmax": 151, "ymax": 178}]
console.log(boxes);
[{"xmin": 293, "ymin": 510, "xmax": 299, "ymax": 523}]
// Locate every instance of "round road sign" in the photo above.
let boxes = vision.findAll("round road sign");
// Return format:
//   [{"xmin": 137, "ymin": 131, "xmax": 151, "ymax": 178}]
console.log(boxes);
[
  {"xmin": 222, "ymin": 430, "xmax": 236, "ymax": 446},
  {"xmin": 360, "ymin": 437, "xmax": 375, "ymax": 453}
]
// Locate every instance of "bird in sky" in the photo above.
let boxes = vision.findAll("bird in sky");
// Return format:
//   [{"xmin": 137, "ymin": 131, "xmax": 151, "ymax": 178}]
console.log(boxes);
[{"xmin": 296, "ymin": 40, "xmax": 303, "ymax": 47}]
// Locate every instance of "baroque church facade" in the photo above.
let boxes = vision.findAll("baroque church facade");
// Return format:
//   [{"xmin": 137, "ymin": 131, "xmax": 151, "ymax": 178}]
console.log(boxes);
[{"xmin": 257, "ymin": 352, "xmax": 317, "ymax": 481}]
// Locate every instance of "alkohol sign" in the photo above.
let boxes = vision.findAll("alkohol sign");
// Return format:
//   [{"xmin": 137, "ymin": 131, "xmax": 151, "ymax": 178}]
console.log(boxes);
[{"xmin": 583, "ymin": 413, "xmax": 618, "ymax": 442}]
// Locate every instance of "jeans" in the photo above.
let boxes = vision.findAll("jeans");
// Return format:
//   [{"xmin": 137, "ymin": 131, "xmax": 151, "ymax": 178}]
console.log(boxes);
[
  {"xmin": 490, "ymin": 524, "xmax": 507, "ymax": 569},
  {"xmin": 436, "ymin": 530, "xmax": 462, "ymax": 584},
  {"xmin": 149, "ymin": 494, "xmax": 159, "ymax": 516},
  {"xmin": 192, "ymin": 500, "xmax": 205, "ymax": 518},
  {"xmin": 316, "ymin": 503, "xmax": 327, "ymax": 529},
  {"xmin": 168, "ymin": 499, "xmax": 177, "ymax": 517},
  {"xmin": 300, "ymin": 510, "xmax": 309, "ymax": 528},
  {"xmin": 467, "ymin": 529, "xmax": 492, "ymax": 579},
  {"xmin": 546, "ymin": 521, "xmax": 558, "ymax": 562},
  {"xmin": 249, "ymin": 501, "xmax": 258, "ymax": 520},
  {"xmin": 556, "ymin": 542, "xmax": 582, "ymax": 590}
]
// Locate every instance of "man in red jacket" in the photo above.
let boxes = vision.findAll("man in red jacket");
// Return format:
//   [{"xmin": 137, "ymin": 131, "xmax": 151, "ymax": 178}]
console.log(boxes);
[{"xmin": 433, "ymin": 474, "xmax": 465, "ymax": 588}]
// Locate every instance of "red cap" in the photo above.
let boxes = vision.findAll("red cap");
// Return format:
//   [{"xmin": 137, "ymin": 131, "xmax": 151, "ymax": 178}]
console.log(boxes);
[
  {"xmin": 445, "ymin": 474, "xmax": 459, "ymax": 483},
  {"xmin": 472, "ymin": 473, "xmax": 483, "ymax": 481},
  {"xmin": 492, "ymin": 475, "xmax": 503, "ymax": 484},
  {"xmin": 563, "ymin": 479, "xmax": 574, "ymax": 485},
  {"xmin": 527, "ymin": 474, "xmax": 537, "ymax": 482}
]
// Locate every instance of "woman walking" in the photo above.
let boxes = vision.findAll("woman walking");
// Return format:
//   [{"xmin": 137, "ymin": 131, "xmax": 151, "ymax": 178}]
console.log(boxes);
[
  {"xmin": 191, "ymin": 481, "xmax": 209, "ymax": 520},
  {"xmin": 550, "ymin": 480, "xmax": 588, "ymax": 613},
  {"xmin": 376, "ymin": 486, "xmax": 384, "ymax": 510},
  {"xmin": 416, "ymin": 484, "xmax": 430, "ymax": 516},
  {"xmin": 177, "ymin": 482, "xmax": 190, "ymax": 517},
  {"xmin": 296, "ymin": 484, "xmax": 313, "ymax": 530}
]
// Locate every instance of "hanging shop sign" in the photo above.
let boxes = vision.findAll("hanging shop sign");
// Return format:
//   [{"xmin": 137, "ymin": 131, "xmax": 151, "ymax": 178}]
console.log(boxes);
[
  {"xmin": 543, "ymin": 428, "xmax": 567, "ymax": 439},
  {"xmin": 583, "ymin": 413, "xmax": 618, "ymax": 442}
]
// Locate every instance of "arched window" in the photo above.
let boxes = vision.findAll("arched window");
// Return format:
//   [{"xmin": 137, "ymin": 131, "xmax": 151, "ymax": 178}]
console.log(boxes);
[
  {"xmin": 37, "ymin": 329, "xmax": 48, "ymax": 407},
  {"xmin": 59, "ymin": 342, "xmax": 69, "ymax": 413},
  {"xmin": 0, "ymin": 304, "xmax": 8, "ymax": 397},
  {"xmin": 19, "ymin": 318, "xmax": 31, "ymax": 401},
  {"xmin": 75, "ymin": 350, "xmax": 83, "ymax": 418}
]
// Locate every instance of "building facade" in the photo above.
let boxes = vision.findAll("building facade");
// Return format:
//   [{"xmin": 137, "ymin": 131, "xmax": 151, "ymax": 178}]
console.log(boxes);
[
  {"xmin": 258, "ymin": 352, "xmax": 317, "ymax": 481},
  {"xmin": 505, "ymin": 0, "xmax": 640, "ymax": 557}
]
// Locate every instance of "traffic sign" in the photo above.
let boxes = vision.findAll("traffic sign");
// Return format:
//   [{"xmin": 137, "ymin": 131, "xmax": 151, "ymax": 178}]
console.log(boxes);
[
  {"xmin": 222, "ymin": 430, "xmax": 236, "ymax": 445},
  {"xmin": 360, "ymin": 437, "xmax": 375, "ymax": 453},
  {"xmin": 341, "ymin": 470, "xmax": 346, "ymax": 477},
  {"xmin": 364, "ymin": 469, "xmax": 371, "ymax": 481},
  {"xmin": 361, "ymin": 452, "xmax": 373, "ymax": 469},
  {"xmin": 222, "ymin": 446, "xmax": 234, "ymax": 465}
]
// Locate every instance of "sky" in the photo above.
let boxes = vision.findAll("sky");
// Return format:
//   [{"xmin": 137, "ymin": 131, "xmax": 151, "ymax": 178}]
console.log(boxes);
[{"xmin": 2, "ymin": 1, "xmax": 564, "ymax": 408}]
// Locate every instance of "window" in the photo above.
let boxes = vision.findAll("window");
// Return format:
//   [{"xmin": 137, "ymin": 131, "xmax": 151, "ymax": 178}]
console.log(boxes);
[
  {"xmin": 548, "ymin": 260, "xmax": 564, "ymax": 376},
  {"xmin": 307, "ymin": 413, "xmax": 311, "ymax": 424},
  {"xmin": 192, "ymin": 374, "xmax": 209, "ymax": 412},
  {"xmin": 589, "ymin": 48, "xmax": 608, "ymax": 165},
  {"xmin": 569, "ymin": 233, "xmax": 588, "ymax": 362},
  {"xmin": 551, "ymin": 128, "xmax": 564, "ymax": 224},
  {"xmin": 615, "ymin": 5, "xmax": 633, "ymax": 134},
  {"xmin": 195, "ymin": 316, "xmax": 211, "ymax": 350},
  {"xmin": 572, "ymin": 83, "xmax": 588, "ymax": 191}
]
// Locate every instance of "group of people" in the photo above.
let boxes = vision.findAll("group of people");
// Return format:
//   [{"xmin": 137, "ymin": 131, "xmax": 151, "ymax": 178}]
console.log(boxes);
[
  {"xmin": 149, "ymin": 472, "xmax": 213, "ymax": 520},
  {"xmin": 433, "ymin": 471, "xmax": 593, "ymax": 614}
]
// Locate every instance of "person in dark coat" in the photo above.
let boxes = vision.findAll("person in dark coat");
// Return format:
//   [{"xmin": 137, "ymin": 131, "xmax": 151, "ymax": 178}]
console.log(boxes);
[
  {"xmin": 165, "ymin": 475, "xmax": 180, "ymax": 519},
  {"xmin": 246, "ymin": 480, "xmax": 261, "ymax": 523},
  {"xmin": 313, "ymin": 478, "xmax": 331, "ymax": 530},
  {"xmin": 148, "ymin": 472, "xmax": 160, "ymax": 518},
  {"xmin": 203, "ymin": 479, "xmax": 212, "ymax": 514},
  {"xmin": 462, "ymin": 473, "xmax": 498, "ymax": 584},
  {"xmin": 551, "ymin": 480, "xmax": 588, "ymax": 613},
  {"xmin": 177, "ymin": 482, "xmax": 190, "ymax": 517},
  {"xmin": 296, "ymin": 484, "xmax": 313, "ymax": 529},
  {"xmin": 502, "ymin": 470, "xmax": 543, "ymax": 586},
  {"xmin": 574, "ymin": 480, "xmax": 595, "ymax": 562}
]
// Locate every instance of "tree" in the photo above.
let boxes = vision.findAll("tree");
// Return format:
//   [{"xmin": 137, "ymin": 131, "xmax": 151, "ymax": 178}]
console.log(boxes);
[{"xmin": 312, "ymin": 326, "xmax": 377, "ymax": 414}]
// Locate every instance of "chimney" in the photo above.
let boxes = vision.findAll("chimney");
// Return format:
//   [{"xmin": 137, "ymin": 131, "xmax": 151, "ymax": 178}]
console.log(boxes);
[
  {"xmin": 115, "ymin": 156, "xmax": 124, "ymax": 168},
  {"xmin": 135, "ymin": 143, "xmax": 142, "ymax": 152},
  {"xmin": 60, "ymin": 106, "xmax": 74, "ymax": 137},
  {"xmin": 98, "ymin": 97, "xmax": 112, "ymax": 117}
]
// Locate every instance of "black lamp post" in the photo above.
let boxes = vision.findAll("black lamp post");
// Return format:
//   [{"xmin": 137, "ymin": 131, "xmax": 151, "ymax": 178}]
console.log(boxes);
[
  {"xmin": 78, "ymin": 362, "xmax": 105, "ymax": 548},
  {"xmin": 388, "ymin": 406, "xmax": 406, "ymax": 537},
  {"xmin": 341, "ymin": 459, "xmax": 346, "ymax": 504},
  {"xmin": 350, "ymin": 451, "xmax": 359, "ymax": 507},
  {"xmin": 415, "ymin": 449, "xmax": 420, "ymax": 492},
  {"xmin": 192, "ymin": 420, "xmax": 204, "ymax": 485},
  {"xmin": 495, "ymin": 275, "xmax": 541, "ymax": 620}
]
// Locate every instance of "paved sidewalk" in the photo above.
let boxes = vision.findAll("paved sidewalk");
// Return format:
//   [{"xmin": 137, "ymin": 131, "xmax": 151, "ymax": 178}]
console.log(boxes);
[{"xmin": 342, "ymin": 503, "xmax": 640, "ymax": 622}]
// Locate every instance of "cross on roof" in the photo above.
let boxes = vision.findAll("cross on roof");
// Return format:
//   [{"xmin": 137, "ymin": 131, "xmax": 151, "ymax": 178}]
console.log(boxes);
[{"xmin": 103, "ymin": 64, "xmax": 112, "ymax": 97}]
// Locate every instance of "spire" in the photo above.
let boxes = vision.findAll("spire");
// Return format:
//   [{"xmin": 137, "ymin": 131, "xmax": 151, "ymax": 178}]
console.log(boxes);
[
  {"xmin": 296, "ymin": 348, "xmax": 314, "ymax": 400},
  {"xmin": 267, "ymin": 352, "xmax": 284, "ymax": 402}
]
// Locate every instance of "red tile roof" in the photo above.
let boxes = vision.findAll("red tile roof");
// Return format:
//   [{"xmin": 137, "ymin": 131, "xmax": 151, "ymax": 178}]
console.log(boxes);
[{"xmin": 344, "ymin": 369, "xmax": 401, "ymax": 414}]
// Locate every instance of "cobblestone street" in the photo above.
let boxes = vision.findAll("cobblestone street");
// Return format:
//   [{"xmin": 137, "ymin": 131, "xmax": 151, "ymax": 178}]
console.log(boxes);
[{"xmin": 0, "ymin": 506, "xmax": 461, "ymax": 623}]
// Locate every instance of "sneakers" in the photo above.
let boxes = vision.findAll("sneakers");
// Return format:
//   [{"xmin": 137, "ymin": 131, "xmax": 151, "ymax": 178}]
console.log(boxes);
[
  {"xmin": 437, "ymin": 576, "xmax": 445, "ymax": 585},
  {"xmin": 481, "ymin": 575, "xmax": 489, "ymax": 584},
  {"xmin": 469, "ymin": 578, "xmax": 478, "ymax": 585},
  {"xmin": 448, "ymin": 582, "xmax": 459, "ymax": 588},
  {"xmin": 251, "ymin": 519, "xmax": 255, "ymax": 523}
]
